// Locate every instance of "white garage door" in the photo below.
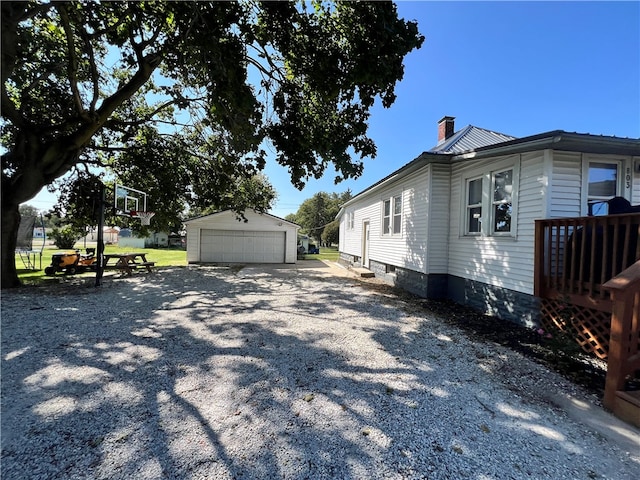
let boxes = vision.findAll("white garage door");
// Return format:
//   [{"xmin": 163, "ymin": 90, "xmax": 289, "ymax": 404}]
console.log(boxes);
[{"xmin": 200, "ymin": 230, "xmax": 286, "ymax": 263}]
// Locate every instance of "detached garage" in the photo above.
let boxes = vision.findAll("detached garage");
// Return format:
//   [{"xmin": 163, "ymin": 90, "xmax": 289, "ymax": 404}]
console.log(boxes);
[{"xmin": 185, "ymin": 210, "xmax": 300, "ymax": 264}]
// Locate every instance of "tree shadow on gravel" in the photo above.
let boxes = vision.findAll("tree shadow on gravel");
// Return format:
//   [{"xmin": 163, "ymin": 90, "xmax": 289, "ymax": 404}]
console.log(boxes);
[
  {"xmin": 349, "ymin": 279, "xmax": 608, "ymax": 399},
  {"xmin": 0, "ymin": 266, "xmax": 623, "ymax": 479}
]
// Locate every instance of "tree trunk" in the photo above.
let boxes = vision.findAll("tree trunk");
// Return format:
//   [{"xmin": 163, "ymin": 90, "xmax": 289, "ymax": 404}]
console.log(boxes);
[{"xmin": 1, "ymin": 201, "xmax": 21, "ymax": 288}]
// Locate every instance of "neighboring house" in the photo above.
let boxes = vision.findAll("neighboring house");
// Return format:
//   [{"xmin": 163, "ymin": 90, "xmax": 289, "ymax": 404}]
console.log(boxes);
[
  {"xmin": 104, "ymin": 227, "xmax": 120, "ymax": 244},
  {"xmin": 337, "ymin": 116, "xmax": 640, "ymax": 328},
  {"xmin": 184, "ymin": 210, "xmax": 300, "ymax": 264},
  {"xmin": 118, "ymin": 229, "xmax": 169, "ymax": 248},
  {"xmin": 79, "ymin": 226, "xmax": 120, "ymax": 245}
]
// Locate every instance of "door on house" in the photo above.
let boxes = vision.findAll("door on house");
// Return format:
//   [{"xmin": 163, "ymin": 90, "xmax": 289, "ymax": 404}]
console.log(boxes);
[{"xmin": 362, "ymin": 221, "xmax": 370, "ymax": 268}]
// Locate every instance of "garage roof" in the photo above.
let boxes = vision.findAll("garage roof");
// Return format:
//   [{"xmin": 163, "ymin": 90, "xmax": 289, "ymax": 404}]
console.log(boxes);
[{"xmin": 184, "ymin": 209, "xmax": 300, "ymax": 228}]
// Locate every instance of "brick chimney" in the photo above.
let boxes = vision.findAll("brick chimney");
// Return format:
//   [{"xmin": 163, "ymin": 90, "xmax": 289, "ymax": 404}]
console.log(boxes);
[{"xmin": 437, "ymin": 116, "xmax": 455, "ymax": 143}]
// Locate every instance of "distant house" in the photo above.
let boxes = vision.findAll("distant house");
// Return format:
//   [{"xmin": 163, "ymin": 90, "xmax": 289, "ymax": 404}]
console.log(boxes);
[
  {"xmin": 78, "ymin": 226, "xmax": 119, "ymax": 245},
  {"xmin": 118, "ymin": 229, "xmax": 169, "ymax": 248},
  {"xmin": 104, "ymin": 227, "xmax": 119, "ymax": 244},
  {"xmin": 337, "ymin": 116, "xmax": 640, "ymax": 328},
  {"xmin": 184, "ymin": 210, "xmax": 300, "ymax": 264}
]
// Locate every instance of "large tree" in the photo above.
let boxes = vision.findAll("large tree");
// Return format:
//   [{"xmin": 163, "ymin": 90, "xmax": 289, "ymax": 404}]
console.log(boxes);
[
  {"xmin": 294, "ymin": 190, "xmax": 351, "ymax": 243},
  {"xmin": 1, "ymin": 1, "xmax": 423, "ymax": 287}
]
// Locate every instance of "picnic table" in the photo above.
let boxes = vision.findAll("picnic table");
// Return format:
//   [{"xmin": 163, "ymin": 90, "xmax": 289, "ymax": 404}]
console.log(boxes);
[{"xmin": 103, "ymin": 252, "xmax": 155, "ymax": 275}]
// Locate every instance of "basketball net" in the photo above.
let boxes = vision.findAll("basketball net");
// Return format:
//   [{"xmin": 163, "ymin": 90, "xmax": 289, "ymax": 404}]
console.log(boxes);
[{"xmin": 131, "ymin": 211, "xmax": 155, "ymax": 226}]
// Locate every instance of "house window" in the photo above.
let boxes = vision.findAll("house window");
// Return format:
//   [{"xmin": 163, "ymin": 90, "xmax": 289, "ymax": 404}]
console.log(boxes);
[
  {"xmin": 587, "ymin": 161, "xmax": 620, "ymax": 215},
  {"xmin": 461, "ymin": 159, "xmax": 519, "ymax": 238},
  {"xmin": 492, "ymin": 169, "xmax": 513, "ymax": 233},
  {"xmin": 465, "ymin": 177, "xmax": 483, "ymax": 235},
  {"xmin": 383, "ymin": 199, "xmax": 391, "ymax": 234},
  {"xmin": 393, "ymin": 194, "xmax": 402, "ymax": 234},
  {"xmin": 347, "ymin": 211, "xmax": 355, "ymax": 229},
  {"xmin": 382, "ymin": 195, "xmax": 402, "ymax": 235}
]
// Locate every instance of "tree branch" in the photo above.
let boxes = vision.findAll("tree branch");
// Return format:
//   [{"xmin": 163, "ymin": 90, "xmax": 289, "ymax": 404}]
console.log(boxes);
[
  {"xmin": 246, "ymin": 42, "xmax": 286, "ymax": 84},
  {"xmin": 1, "ymin": 87, "xmax": 25, "ymax": 128},
  {"xmin": 78, "ymin": 27, "xmax": 100, "ymax": 114},
  {"xmin": 66, "ymin": 52, "xmax": 163, "ymax": 148},
  {"xmin": 56, "ymin": 4, "xmax": 86, "ymax": 119},
  {"xmin": 89, "ymin": 145, "xmax": 138, "ymax": 152},
  {"xmin": 103, "ymin": 96, "xmax": 205, "ymax": 130}
]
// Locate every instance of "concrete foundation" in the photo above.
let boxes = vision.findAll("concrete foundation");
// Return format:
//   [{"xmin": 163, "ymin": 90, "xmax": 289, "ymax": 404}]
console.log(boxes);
[{"xmin": 338, "ymin": 253, "xmax": 540, "ymax": 328}]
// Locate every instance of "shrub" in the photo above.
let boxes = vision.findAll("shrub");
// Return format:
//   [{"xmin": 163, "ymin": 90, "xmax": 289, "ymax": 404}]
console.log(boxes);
[{"xmin": 50, "ymin": 225, "xmax": 83, "ymax": 249}]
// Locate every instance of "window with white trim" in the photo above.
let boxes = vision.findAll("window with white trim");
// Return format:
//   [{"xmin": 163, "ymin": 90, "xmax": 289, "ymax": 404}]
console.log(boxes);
[
  {"xmin": 382, "ymin": 195, "xmax": 402, "ymax": 235},
  {"xmin": 347, "ymin": 211, "xmax": 355, "ymax": 229},
  {"xmin": 461, "ymin": 159, "xmax": 519, "ymax": 237},
  {"xmin": 491, "ymin": 169, "xmax": 513, "ymax": 234},
  {"xmin": 587, "ymin": 161, "xmax": 620, "ymax": 215},
  {"xmin": 393, "ymin": 194, "xmax": 402, "ymax": 234},
  {"xmin": 465, "ymin": 177, "xmax": 483, "ymax": 235},
  {"xmin": 382, "ymin": 199, "xmax": 391, "ymax": 234}
]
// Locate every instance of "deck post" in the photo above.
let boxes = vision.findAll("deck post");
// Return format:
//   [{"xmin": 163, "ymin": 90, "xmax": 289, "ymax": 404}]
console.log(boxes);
[
  {"xmin": 602, "ymin": 261, "xmax": 640, "ymax": 411},
  {"xmin": 534, "ymin": 219, "xmax": 545, "ymax": 297}
]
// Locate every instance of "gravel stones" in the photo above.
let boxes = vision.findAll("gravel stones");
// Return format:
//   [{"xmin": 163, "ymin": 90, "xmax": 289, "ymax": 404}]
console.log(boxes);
[{"xmin": 2, "ymin": 265, "xmax": 638, "ymax": 479}]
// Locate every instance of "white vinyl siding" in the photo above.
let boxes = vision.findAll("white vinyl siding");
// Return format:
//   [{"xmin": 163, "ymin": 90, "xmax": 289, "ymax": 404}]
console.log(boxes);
[
  {"xmin": 340, "ymin": 149, "xmax": 638, "ymax": 298},
  {"xmin": 549, "ymin": 151, "xmax": 582, "ymax": 218},
  {"xmin": 550, "ymin": 152, "xmax": 634, "ymax": 217},
  {"xmin": 340, "ymin": 167, "xmax": 430, "ymax": 273},
  {"xmin": 449, "ymin": 153, "xmax": 542, "ymax": 295},
  {"xmin": 426, "ymin": 163, "xmax": 451, "ymax": 273}
]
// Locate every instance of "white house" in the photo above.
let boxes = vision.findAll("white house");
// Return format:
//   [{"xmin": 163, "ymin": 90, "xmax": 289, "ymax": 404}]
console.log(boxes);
[
  {"xmin": 184, "ymin": 210, "xmax": 300, "ymax": 264},
  {"xmin": 118, "ymin": 229, "xmax": 169, "ymax": 248},
  {"xmin": 337, "ymin": 116, "xmax": 640, "ymax": 326}
]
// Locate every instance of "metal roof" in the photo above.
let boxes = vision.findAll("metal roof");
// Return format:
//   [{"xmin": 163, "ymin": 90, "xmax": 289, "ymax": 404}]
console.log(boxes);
[
  {"xmin": 430, "ymin": 125, "xmax": 516, "ymax": 154},
  {"xmin": 338, "ymin": 128, "xmax": 640, "ymax": 214}
]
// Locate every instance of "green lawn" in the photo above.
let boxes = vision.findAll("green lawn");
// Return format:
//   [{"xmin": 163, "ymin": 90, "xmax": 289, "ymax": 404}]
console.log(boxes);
[
  {"xmin": 311, "ymin": 246, "xmax": 339, "ymax": 261},
  {"xmin": 16, "ymin": 245, "xmax": 186, "ymax": 285},
  {"xmin": 17, "ymin": 244, "xmax": 338, "ymax": 284}
]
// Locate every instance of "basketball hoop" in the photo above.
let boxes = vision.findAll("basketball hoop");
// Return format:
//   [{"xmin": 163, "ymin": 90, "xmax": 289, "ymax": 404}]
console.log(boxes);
[{"xmin": 131, "ymin": 211, "xmax": 155, "ymax": 226}]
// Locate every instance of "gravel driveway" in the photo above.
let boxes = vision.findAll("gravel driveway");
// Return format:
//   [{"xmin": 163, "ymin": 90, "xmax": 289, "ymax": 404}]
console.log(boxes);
[{"xmin": 2, "ymin": 262, "xmax": 639, "ymax": 479}]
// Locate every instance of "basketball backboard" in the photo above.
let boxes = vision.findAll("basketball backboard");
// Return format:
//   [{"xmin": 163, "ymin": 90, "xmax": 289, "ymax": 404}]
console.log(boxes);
[{"xmin": 114, "ymin": 183, "xmax": 148, "ymax": 216}]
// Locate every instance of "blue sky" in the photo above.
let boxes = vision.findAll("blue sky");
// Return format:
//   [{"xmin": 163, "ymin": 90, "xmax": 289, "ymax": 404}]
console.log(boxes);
[{"xmin": 29, "ymin": 1, "xmax": 640, "ymax": 218}]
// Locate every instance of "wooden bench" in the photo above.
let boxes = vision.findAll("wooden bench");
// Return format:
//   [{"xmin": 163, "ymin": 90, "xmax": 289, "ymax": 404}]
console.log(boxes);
[
  {"xmin": 103, "ymin": 260, "xmax": 155, "ymax": 273},
  {"xmin": 127, "ymin": 262, "xmax": 155, "ymax": 272},
  {"xmin": 140, "ymin": 261, "xmax": 155, "ymax": 272}
]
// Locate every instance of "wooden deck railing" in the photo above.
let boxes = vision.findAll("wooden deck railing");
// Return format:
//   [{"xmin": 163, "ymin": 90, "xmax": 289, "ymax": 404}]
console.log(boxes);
[
  {"xmin": 534, "ymin": 213, "xmax": 640, "ymax": 310},
  {"xmin": 602, "ymin": 261, "xmax": 640, "ymax": 426}
]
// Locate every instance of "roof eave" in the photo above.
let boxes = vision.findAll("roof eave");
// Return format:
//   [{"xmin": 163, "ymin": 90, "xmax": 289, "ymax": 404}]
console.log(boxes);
[
  {"xmin": 184, "ymin": 209, "xmax": 300, "ymax": 228},
  {"xmin": 339, "ymin": 153, "xmax": 451, "ymax": 209},
  {"xmin": 452, "ymin": 131, "xmax": 640, "ymax": 161}
]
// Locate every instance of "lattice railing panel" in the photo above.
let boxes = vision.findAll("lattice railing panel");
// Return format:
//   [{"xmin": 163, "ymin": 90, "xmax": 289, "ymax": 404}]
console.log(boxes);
[{"xmin": 540, "ymin": 298, "xmax": 612, "ymax": 359}]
